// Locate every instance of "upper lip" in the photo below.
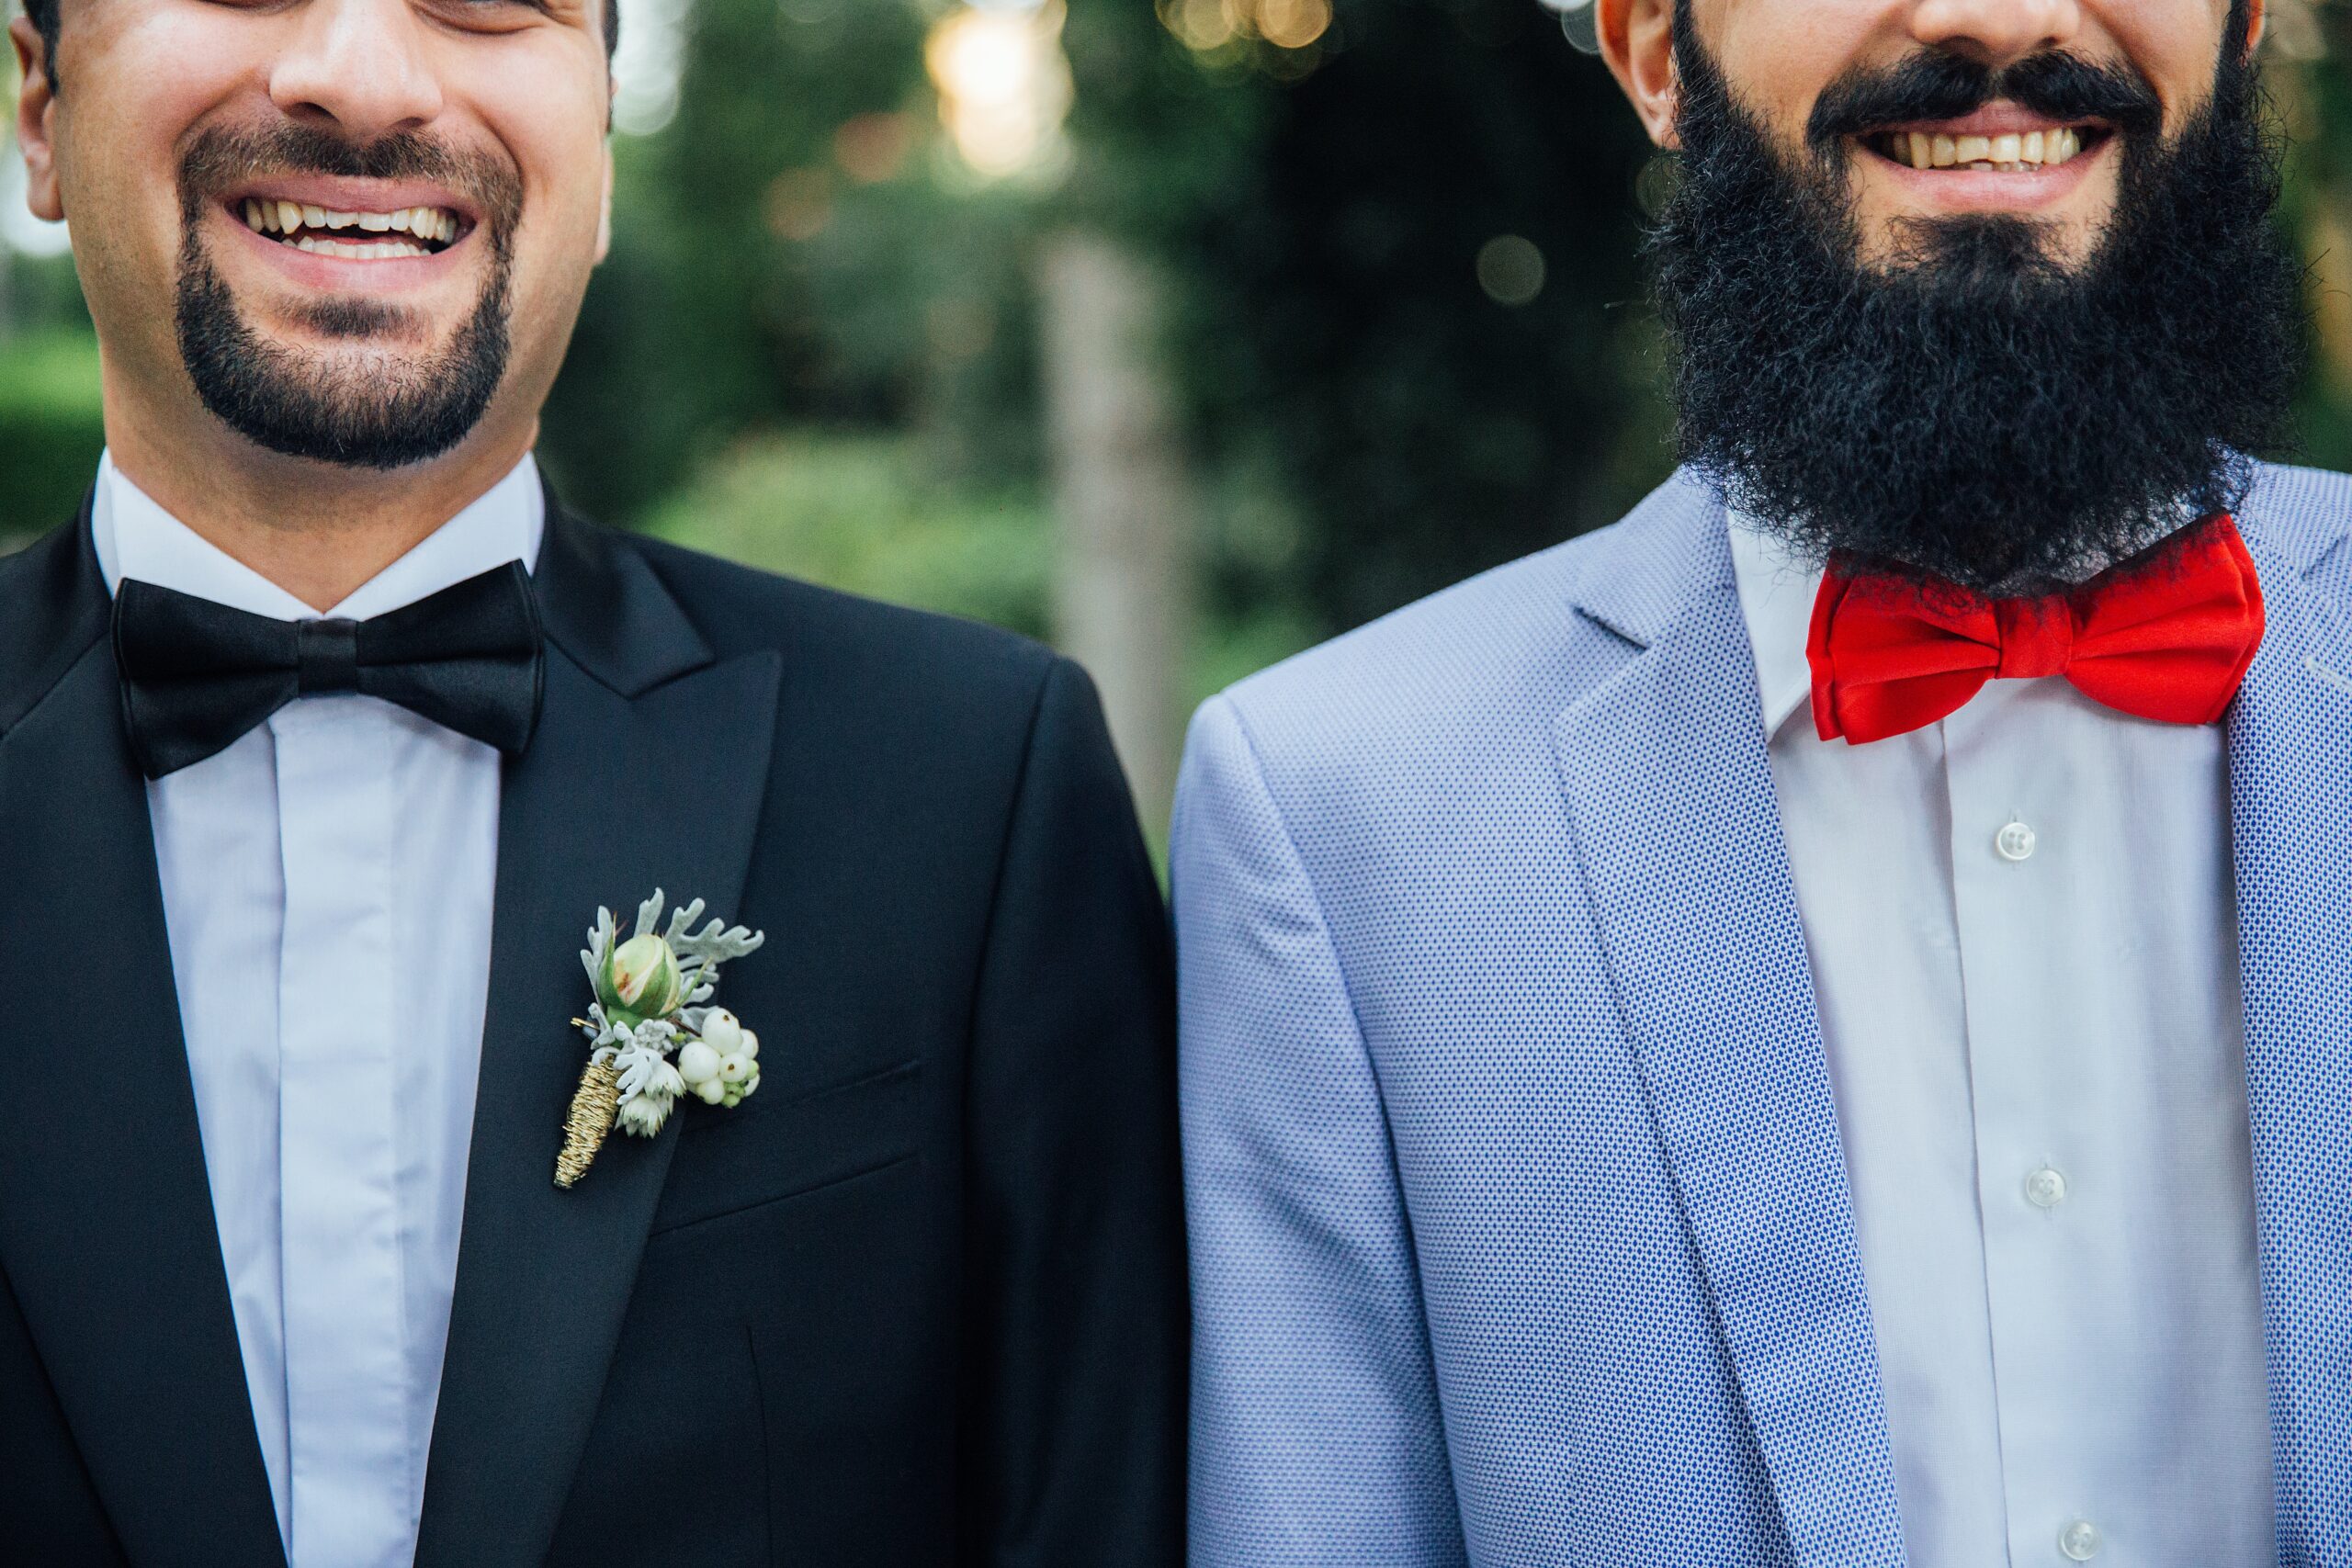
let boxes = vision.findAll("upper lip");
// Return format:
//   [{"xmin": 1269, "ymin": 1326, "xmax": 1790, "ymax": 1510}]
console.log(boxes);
[
  {"xmin": 220, "ymin": 175, "xmax": 478, "ymax": 225},
  {"xmin": 1861, "ymin": 101, "xmax": 2112, "ymax": 140}
]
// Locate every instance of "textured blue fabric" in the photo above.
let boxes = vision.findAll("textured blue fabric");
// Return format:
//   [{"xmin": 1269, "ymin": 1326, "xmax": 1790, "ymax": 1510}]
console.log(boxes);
[{"xmin": 1174, "ymin": 463, "xmax": 2352, "ymax": 1568}]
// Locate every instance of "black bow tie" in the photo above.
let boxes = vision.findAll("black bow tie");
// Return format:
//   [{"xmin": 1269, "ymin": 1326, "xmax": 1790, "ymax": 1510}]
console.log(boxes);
[{"xmin": 112, "ymin": 562, "xmax": 545, "ymax": 779}]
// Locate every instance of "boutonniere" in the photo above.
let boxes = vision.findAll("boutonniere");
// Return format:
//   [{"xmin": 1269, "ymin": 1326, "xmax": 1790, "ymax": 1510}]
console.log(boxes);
[{"xmin": 554, "ymin": 890, "xmax": 766, "ymax": 1190}]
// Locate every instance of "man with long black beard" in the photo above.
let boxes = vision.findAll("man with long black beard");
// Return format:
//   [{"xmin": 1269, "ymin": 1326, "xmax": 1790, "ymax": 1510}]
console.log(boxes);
[
  {"xmin": 1178, "ymin": 1, "xmax": 2345, "ymax": 1562},
  {"xmin": 0, "ymin": 0, "xmax": 1184, "ymax": 1562}
]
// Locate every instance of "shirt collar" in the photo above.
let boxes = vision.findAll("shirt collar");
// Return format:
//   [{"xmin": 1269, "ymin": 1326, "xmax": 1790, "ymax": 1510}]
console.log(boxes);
[
  {"xmin": 1725, "ymin": 508, "xmax": 1824, "ymax": 740},
  {"xmin": 91, "ymin": 448, "xmax": 545, "ymax": 622}
]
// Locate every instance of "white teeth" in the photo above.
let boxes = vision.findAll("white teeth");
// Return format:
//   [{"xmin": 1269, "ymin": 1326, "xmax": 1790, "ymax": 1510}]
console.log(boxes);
[
  {"xmin": 1887, "ymin": 125, "xmax": 2087, "ymax": 172},
  {"xmin": 289, "ymin": 234, "xmax": 432, "ymax": 260},
  {"xmin": 247, "ymin": 200, "xmax": 458, "ymax": 251}
]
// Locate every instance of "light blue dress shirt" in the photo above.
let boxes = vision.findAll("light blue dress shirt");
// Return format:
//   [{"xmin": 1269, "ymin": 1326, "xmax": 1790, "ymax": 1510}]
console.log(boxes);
[
  {"xmin": 1728, "ymin": 518, "xmax": 2273, "ymax": 1565},
  {"xmin": 91, "ymin": 452, "xmax": 543, "ymax": 1568}
]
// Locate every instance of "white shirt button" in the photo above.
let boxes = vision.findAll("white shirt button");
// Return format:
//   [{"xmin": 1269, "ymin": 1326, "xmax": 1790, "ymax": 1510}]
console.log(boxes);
[
  {"xmin": 1996, "ymin": 818, "xmax": 2038, "ymax": 862},
  {"xmin": 2025, "ymin": 1166, "xmax": 2069, "ymax": 1209},
  {"xmin": 2060, "ymin": 1518, "xmax": 2101, "ymax": 1561}
]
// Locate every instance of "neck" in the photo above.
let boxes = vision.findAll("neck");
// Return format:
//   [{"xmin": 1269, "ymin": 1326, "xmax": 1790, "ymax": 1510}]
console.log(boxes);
[{"xmin": 101, "ymin": 391, "xmax": 538, "ymax": 613}]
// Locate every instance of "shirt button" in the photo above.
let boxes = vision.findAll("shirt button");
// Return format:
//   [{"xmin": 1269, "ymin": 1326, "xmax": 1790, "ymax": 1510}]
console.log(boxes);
[
  {"xmin": 2060, "ymin": 1518, "xmax": 2101, "ymax": 1561},
  {"xmin": 2025, "ymin": 1166, "xmax": 2068, "ymax": 1209},
  {"xmin": 1996, "ymin": 819, "xmax": 2037, "ymax": 862}
]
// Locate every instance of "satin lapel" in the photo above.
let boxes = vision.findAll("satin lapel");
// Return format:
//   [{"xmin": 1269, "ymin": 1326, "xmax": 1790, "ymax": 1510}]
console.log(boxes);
[
  {"xmin": 0, "ymin": 522, "xmax": 286, "ymax": 1566},
  {"xmin": 2225, "ymin": 523, "xmax": 2352, "ymax": 1563},
  {"xmin": 1554, "ymin": 514, "xmax": 1905, "ymax": 1568},
  {"xmin": 414, "ymin": 513, "xmax": 780, "ymax": 1568}
]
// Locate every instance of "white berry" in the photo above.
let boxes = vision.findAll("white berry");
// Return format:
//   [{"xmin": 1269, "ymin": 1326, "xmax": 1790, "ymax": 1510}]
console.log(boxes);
[
  {"xmin": 676, "ymin": 1040, "xmax": 722, "ymax": 1086},
  {"xmin": 698, "ymin": 1010, "xmax": 743, "ymax": 1054}
]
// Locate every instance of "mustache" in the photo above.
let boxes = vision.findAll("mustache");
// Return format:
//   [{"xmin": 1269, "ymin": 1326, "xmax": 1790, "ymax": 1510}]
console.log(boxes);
[
  {"xmin": 1807, "ymin": 50, "xmax": 2164, "ymax": 152},
  {"xmin": 176, "ymin": 123, "xmax": 523, "ymax": 247}
]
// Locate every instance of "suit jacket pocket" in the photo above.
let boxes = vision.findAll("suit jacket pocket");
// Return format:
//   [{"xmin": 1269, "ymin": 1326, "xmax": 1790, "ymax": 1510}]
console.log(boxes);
[{"xmin": 649, "ymin": 1058, "xmax": 926, "ymax": 1235}]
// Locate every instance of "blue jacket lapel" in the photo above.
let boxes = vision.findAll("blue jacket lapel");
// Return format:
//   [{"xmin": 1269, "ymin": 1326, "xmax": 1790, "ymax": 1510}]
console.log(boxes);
[
  {"xmin": 2227, "ymin": 508, "xmax": 2352, "ymax": 1563},
  {"xmin": 1553, "ymin": 475, "xmax": 1905, "ymax": 1568}
]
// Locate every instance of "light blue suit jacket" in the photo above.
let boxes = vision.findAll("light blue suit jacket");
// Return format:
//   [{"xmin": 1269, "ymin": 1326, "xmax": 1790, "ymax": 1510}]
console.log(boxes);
[{"xmin": 1172, "ymin": 466, "xmax": 2352, "ymax": 1567}]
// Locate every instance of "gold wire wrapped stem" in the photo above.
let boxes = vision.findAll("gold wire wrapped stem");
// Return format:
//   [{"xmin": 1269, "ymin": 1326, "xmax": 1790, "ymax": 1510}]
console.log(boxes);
[{"xmin": 554, "ymin": 1057, "xmax": 621, "ymax": 1190}]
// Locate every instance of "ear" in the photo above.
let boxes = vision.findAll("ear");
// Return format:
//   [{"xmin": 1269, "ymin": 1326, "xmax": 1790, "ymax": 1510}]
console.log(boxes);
[
  {"xmin": 1598, "ymin": 0, "xmax": 1679, "ymax": 150},
  {"xmin": 594, "ymin": 140, "xmax": 613, "ymax": 264},
  {"xmin": 2240, "ymin": 0, "xmax": 2266, "ymax": 58},
  {"xmin": 10, "ymin": 16, "xmax": 64, "ymax": 222}
]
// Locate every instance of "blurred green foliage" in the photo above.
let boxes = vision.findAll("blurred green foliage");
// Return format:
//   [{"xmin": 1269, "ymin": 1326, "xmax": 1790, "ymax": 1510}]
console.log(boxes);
[
  {"xmin": 1175, "ymin": 0, "xmax": 1669, "ymax": 630},
  {"xmin": 2273, "ymin": 16, "xmax": 2352, "ymax": 472},
  {"xmin": 0, "ymin": 330, "xmax": 102, "ymax": 537},
  {"xmin": 648, "ymin": 430, "xmax": 1317, "ymax": 704},
  {"xmin": 644, "ymin": 434, "xmax": 1054, "ymax": 637}
]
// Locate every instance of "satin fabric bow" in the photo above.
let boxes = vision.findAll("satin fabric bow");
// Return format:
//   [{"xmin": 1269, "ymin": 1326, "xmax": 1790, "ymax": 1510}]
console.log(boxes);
[
  {"xmin": 1805, "ymin": 516, "xmax": 2265, "ymax": 745},
  {"xmin": 113, "ymin": 561, "xmax": 545, "ymax": 779}
]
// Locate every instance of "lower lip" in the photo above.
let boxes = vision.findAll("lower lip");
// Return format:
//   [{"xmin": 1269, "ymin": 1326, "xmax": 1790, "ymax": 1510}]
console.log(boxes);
[
  {"xmin": 1863, "ymin": 136, "xmax": 2107, "ymax": 214},
  {"xmin": 218, "ymin": 203, "xmax": 471, "ymax": 291}
]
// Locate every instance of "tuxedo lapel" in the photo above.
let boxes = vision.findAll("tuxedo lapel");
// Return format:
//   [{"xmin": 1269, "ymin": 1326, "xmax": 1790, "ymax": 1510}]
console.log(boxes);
[
  {"xmin": 1553, "ymin": 479, "xmax": 1905, "ymax": 1568},
  {"xmin": 2225, "ymin": 516, "xmax": 2352, "ymax": 1563},
  {"xmin": 0, "ymin": 517, "xmax": 286, "ymax": 1566},
  {"xmin": 414, "ymin": 503, "xmax": 781, "ymax": 1568}
]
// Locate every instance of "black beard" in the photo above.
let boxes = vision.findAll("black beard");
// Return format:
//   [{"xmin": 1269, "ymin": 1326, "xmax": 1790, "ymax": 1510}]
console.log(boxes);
[
  {"xmin": 173, "ymin": 125, "xmax": 520, "ymax": 471},
  {"xmin": 1646, "ymin": 17, "xmax": 2302, "ymax": 597}
]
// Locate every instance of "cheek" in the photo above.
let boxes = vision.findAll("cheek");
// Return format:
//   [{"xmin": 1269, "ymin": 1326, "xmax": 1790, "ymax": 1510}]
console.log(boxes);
[
  {"xmin": 454, "ymin": 57, "xmax": 609, "ymax": 260},
  {"xmin": 1708, "ymin": 1, "xmax": 1894, "ymax": 141},
  {"xmin": 454, "ymin": 66, "xmax": 609, "ymax": 362},
  {"xmin": 2106, "ymin": 9, "xmax": 2234, "ymax": 136},
  {"xmin": 51, "ymin": 12, "xmax": 266, "ymax": 288},
  {"xmin": 61, "ymin": 10, "xmax": 253, "ymax": 185}
]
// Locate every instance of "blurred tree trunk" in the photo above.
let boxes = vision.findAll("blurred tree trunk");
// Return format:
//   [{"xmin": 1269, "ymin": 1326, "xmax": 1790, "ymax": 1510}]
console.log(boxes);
[{"xmin": 1036, "ymin": 227, "xmax": 1195, "ymax": 833}]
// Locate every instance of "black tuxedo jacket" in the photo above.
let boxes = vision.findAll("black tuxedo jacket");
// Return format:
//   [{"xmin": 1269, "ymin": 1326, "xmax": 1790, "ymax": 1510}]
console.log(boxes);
[{"xmin": 0, "ymin": 490, "xmax": 1185, "ymax": 1566}]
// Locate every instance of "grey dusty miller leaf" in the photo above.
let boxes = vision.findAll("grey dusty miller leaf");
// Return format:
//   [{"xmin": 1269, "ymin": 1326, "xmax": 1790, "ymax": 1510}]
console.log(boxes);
[{"xmin": 633, "ymin": 890, "xmax": 667, "ymax": 941}]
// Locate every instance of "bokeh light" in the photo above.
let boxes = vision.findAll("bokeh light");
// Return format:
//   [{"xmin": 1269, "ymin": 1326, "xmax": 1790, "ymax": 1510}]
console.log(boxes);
[
  {"xmin": 1476, "ymin": 234, "xmax": 1547, "ymax": 307},
  {"xmin": 925, "ymin": 1, "xmax": 1076, "ymax": 179},
  {"xmin": 1161, "ymin": 0, "xmax": 1331, "ymax": 55}
]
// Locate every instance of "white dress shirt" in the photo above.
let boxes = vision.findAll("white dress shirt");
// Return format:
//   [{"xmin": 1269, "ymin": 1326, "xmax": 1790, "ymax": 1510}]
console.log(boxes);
[
  {"xmin": 92, "ymin": 451, "xmax": 543, "ymax": 1568},
  {"xmin": 1727, "ymin": 518, "xmax": 2274, "ymax": 1566}
]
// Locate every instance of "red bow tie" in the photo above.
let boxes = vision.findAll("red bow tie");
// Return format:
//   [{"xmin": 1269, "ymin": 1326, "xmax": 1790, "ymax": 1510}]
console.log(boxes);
[{"xmin": 1805, "ymin": 515, "xmax": 2266, "ymax": 745}]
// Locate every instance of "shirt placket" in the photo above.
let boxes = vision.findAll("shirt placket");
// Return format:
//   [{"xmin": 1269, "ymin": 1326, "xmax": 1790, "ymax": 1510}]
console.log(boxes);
[
  {"xmin": 1942, "ymin": 693, "xmax": 2106, "ymax": 1567},
  {"xmin": 271, "ymin": 700, "xmax": 412, "ymax": 1568}
]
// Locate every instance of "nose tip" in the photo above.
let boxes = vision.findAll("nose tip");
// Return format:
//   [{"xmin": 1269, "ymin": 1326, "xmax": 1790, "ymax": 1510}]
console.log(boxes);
[
  {"xmin": 267, "ymin": 0, "xmax": 445, "ymax": 142},
  {"xmin": 1910, "ymin": 0, "xmax": 2081, "ymax": 70}
]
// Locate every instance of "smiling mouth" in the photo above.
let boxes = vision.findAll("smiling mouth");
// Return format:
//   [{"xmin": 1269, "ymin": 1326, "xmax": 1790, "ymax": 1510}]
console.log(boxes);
[
  {"xmin": 1864, "ymin": 124, "xmax": 2109, "ymax": 173},
  {"xmin": 233, "ymin": 197, "xmax": 467, "ymax": 261}
]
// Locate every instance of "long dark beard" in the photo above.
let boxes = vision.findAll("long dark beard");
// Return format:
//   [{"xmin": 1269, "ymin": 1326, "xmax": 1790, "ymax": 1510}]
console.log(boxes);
[
  {"xmin": 1646, "ymin": 18, "xmax": 2302, "ymax": 597},
  {"xmin": 173, "ymin": 125, "xmax": 521, "ymax": 470}
]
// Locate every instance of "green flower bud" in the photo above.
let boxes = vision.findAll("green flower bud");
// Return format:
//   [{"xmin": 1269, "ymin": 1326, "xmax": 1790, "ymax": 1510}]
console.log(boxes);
[{"xmin": 600, "ymin": 932, "xmax": 684, "ymax": 1024}]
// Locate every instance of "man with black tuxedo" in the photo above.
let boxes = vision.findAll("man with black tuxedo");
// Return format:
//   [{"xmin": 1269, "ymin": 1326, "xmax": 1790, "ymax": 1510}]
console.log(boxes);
[{"xmin": 0, "ymin": 0, "xmax": 1183, "ymax": 1563}]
